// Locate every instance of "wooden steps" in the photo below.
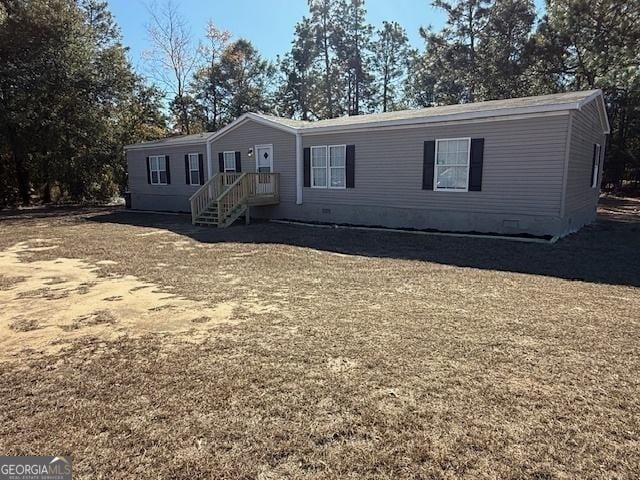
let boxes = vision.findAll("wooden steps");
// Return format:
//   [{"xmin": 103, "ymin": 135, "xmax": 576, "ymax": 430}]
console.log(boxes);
[{"xmin": 190, "ymin": 172, "xmax": 280, "ymax": 228}]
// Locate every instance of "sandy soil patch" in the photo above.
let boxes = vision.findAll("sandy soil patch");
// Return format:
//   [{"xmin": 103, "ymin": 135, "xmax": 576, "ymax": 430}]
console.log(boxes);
[{"xmin": 0, "ymin": 240, "xmax": 238, "ymax": 360}]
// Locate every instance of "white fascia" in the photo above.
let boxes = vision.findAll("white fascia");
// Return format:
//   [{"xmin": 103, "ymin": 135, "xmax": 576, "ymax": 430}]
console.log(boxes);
[{"xmin": 296, "ymin": 132, "xmax": 303, "ymax": 204}]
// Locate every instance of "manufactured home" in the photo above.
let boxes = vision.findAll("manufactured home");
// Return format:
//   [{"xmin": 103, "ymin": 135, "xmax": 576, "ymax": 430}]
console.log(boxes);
[{"xmin": 124, "ymin": 90, "xmax": 610, "ymax": 237}]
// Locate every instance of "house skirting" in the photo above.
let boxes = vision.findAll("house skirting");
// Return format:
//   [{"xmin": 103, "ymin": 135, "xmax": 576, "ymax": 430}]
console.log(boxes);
[{"xmin": 253, "ymin": 202, "xmax": 570, "ymax": 237}]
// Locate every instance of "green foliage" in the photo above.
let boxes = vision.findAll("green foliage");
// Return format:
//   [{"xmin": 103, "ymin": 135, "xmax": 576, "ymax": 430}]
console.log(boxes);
[
  {"xmin": 0, "ymin": 0, "xmax": 166, "ymax": 205},
  {"xmin": 276, "ymin": 17, "xmax": 319, "ymax": 120},
  {"xmin": 373, "ymin": 21, "xmax": 413, "ymax": 112},
  {"xmin": 193, "ymin": 38, "xmax": 275, "ymax": 128},
  {"xmin": 331, "ymin": 0, "xmax": 375, "ymax": 115},
  {"xmin": 218, "ymin": 40, "xmax": 276, "ymax": 120},
  {"xmin": 533, "ymin": 0, "xmax": 640, "ymax": 188}
]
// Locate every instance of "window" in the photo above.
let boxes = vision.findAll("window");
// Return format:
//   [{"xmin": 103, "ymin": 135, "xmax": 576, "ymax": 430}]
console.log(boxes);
[
  {"xmin": 149, "ymin": 155, "xmax": 167, "ymax": 185},
  {"xmin": 329, "ymin": 145, "xmax": 346, "ymax": 188},
  {"xmin": 434, "ymin": 138, "xmax": 470, "ymax": 191},
  {"xmin": 310, "ymin": 145, "xmax": 346, "ymax": 189},
  {"xmin": 188, "ymin": 153, "xmax": 200, "ymax": 185},
  {"xmin": 311, "ymin": 146, "xmax": 327, "ymax": 188},
  {"xmin": 591, "ymin": 144, "xmax": 601, "ymax": 188},
  {"xmin": 223, "ymin": 151, "xmax": 236, "ymax": 172}
]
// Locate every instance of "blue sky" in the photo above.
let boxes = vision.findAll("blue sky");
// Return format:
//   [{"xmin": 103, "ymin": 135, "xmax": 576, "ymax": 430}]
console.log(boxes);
[{"xmin": 107, "ymin": 0, "xmax": 547, "ymax": 73}]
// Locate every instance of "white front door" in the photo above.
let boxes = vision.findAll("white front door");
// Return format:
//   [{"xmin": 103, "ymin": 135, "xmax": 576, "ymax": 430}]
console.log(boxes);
[{"xmin": 255, "ymin": 144, "xmax": 274, "ymax": 194}]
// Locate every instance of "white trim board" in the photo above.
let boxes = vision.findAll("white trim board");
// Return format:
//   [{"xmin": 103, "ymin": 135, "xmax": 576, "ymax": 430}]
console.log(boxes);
[{"xmin": 559, "ymin": 112, "xmax": 573, "ymax": 218}]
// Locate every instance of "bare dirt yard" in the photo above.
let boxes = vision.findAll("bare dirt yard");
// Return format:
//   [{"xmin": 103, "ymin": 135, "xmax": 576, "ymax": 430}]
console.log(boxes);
[{"xmin": 0, "ymin": 197, "xmax": 639, "ymax": 479}]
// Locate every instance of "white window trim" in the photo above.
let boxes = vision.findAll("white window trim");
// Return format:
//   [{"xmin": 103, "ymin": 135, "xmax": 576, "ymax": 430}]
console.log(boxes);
[
  {"xmin": 188, "ymin": 152, "xmax": 200, "ymax": 185},
  {"xmin": 310, "ymin": 145, "xmax": 328, "ymax": 188},
  {"xmin": 223, "ymin": 151, "xmax": 236, "ymax": 172},
  {"xmin": 591, "ymin": 143, "xmax": 601, "ymax": 189},
  {"xmin": 149, "ymin": 155, "xmax": 167, "ymax": 185},
  {"xmin": 433, "ymin": 137, "xmax": 471, "ymax": 193},
  {"xmin": 310, "ymin": 144, "xmax": 347, "ymax": 189}
]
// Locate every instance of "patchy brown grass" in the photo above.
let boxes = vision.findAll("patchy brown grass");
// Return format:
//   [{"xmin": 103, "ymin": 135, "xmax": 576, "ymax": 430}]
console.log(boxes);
[
  {"xmin": 9, "ymin": 317, "xmax": 41, "ymax": 332},
  {"xmin": 0, "ymin": 201, "xmax": 638, "ymax": 479},
  {"xmin": 0, "ymin": 274, "xmax": 26, "ymax": 290}
]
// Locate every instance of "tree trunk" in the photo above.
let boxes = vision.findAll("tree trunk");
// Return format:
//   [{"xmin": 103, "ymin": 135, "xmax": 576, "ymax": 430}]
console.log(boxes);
[
  {"xmin": 212, "ymin": 87, "xmax": 218, "ymax": 131},
  {"xmin": 42, "ymin": 155, "xmax": 51, "ymax": 203},
  {"xmin": 468, "ymin": 3, "xmax": 476, "ymax": 101},
  {"xmin": 10, "ymin": 135, "xmax": 30, "ymax": 205},
  {"xmin": 322, "ymin": 24, "xmax": 333, "ymax": 118},
  {"xmin": 383, "ymin": 65, "xmax": 389, "ymax": 112},
  {"xmin": 353, "ymin": 4, "xmax": 360, "ymax": 115}
]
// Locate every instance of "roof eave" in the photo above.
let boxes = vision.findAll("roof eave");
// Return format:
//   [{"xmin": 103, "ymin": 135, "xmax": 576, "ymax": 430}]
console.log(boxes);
[{"xmin": 124, "ymin": 135, "xmax": 214, "ymax": 151}]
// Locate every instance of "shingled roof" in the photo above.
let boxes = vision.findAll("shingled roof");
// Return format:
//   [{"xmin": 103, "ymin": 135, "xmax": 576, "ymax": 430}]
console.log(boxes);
[{"xmin": 251, "ymin": 90, "xmax": 606, "ymax": 131}]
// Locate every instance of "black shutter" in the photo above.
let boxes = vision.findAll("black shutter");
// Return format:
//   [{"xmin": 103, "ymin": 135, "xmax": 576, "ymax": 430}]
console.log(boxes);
[
  {"xmin": 146, "ymin": 156, "xmax": 151, "ymax": 184},
  {"xmin": 468, "ymin": 138, "xmax": 484, "ymax": 191},
  {"xmin": 346, "ymin": 145, "xmax": 355, "ymax": 188},
  {"xmin": 218, "ymin": 152, "xmax": 224, "ymax": 172},
  {"xmin": 165, "ymin": 155, "xmax": 171, "ymax": 184},
  {"xmin": 303, "ymin": 147, "xmax": 311, "ymax": 187},
  {"xmin": 198, "ymin": 153, "xmax": 204, "ymax": 185},
  {"xmin": 184, "ymin": 154, "xmax": 190, "ymax": 185},
  {"xmin": 590, "ymin": 144, "xmax": 598, "ymax": 186},
  {"xmin": 422, "ymin": 141, "xmax": 436, "ymax": 190},
  {"xmin": 235, "ymin": 151, "xmax": 242, "ymax": 172}
]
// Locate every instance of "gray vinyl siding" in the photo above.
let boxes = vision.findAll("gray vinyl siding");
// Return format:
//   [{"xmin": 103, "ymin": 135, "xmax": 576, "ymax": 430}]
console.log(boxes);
[
  {"xmin": 564, "ymin": 101, "xmax": 606, "ymax": 216},
  {"xmin": 299, "ymin": 114, "xmax": 570, "ymax": 217},
  {"xmin": 211, "ymin": 122, "xmax": 297, "ymax": 204},
  {"xmin": 126, "ymin": 143, "xmax": 208, "ymax": 212},
  {"xmin": 125, "ymin": 107, "xmax": 605, "ymax": 236}
]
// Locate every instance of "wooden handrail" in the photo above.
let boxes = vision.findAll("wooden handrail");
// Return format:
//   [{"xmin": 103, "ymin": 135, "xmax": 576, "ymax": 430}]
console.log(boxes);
[
  {"xmin": 189, "ymin": 173, "xmax": 223, "ymax": 224},
  {"xmin": 191, "ymin": 172, "xmax": 280, "ymax": 226},
  {"xmin": 217, "ymin": 173, "xmax": 249, "ymax": 222}
]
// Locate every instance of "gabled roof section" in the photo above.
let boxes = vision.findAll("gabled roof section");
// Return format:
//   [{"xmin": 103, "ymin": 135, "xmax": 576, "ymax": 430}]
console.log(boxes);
[
  {"xmin": 587, "ymin": 92, "xmax": 611, "ymax": 134},
  {"xmin": 124, "ymin": 90, "xmax": 609, "ymax": 150},
  {"xmin": 249, "ymin": 113, "xmax": 308, "ymax": 129}
]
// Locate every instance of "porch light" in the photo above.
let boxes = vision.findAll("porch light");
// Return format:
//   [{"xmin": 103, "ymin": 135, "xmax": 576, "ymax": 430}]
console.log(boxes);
[{"xmin": 248, "ymin": 148, "xmax": 253, "ymax": 157}]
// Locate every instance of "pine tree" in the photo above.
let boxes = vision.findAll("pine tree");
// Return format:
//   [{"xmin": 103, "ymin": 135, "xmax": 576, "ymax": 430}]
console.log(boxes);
[
  {"xmin": 196, "ymin": 20, "xmax": 231, "ymax": 131},
  {"xmin": 218, "ymin": 39, "xmax": 275, "ymax": 122},
  {"xmin": 423, "ymin": 0, "xmax": 491, "ymax": 103},
  {"xmin": 332, "ymin": 0, "xmax": 374, "ymax": 115},
  {"xmin": 308, "ymin": 0, "xmax": 337, "ymax": 118},
  {"xmin": 277, "ymin": 18, "xmax": 319, "ymax": 120},
  {"xmin": 372, "ymin": 21, "xmax": 412, "ymax": 112},
  {"xmin": 479, "ymin": 0, "xmax": 536, "ymax": 99}
]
